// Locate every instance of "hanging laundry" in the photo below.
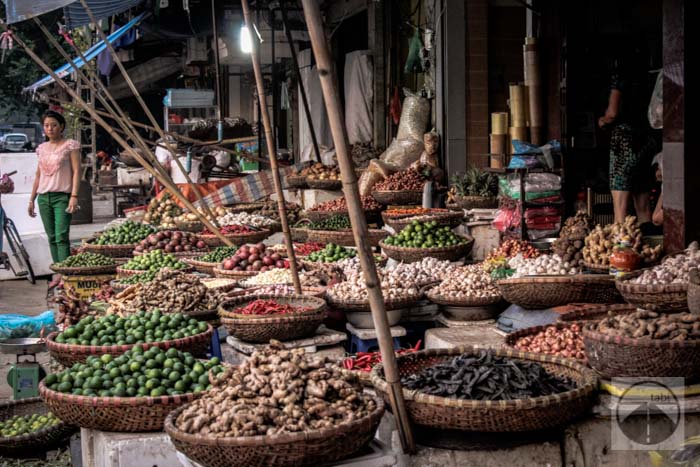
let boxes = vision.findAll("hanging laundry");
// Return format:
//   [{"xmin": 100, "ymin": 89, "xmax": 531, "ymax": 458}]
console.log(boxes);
[
  {"xmin": 0, "ymin": 30, "xmax": 14, "ymax": 64},
  {"xmin": 97, "ymin": 49, "xmax": 115, "ymax": 79}
]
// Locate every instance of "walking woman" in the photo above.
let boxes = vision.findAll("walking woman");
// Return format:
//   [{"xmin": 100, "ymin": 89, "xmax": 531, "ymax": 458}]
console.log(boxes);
[{"xmin": 28, "ymin": 110, "xmax": 81, "ymax": 264}]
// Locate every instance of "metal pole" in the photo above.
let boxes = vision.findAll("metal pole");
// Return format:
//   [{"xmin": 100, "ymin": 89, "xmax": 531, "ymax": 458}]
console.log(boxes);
[
  {"xmin": 241, "ymin": 0, "xmax": 302, "ymax": 294},
  {"xmin": 298, "ymin": 0, "xmax": 415, "ymax": 453},
  {"xmin": 279, "ymin": 0, "xmax": 322, "ymax": 163}
]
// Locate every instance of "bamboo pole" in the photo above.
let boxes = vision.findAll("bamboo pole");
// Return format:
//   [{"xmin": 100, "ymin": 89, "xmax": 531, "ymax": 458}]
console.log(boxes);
[
  {"xmin": 241, "ymin": 0, "xmax": 301, "ymax": 294},
  {"xmin": 2, "ymin": 24, "xmax": 233, "ymax": 247},
  {"xmin": 299, "ymin": 0, "xmax": 415, "ymax": 453}
]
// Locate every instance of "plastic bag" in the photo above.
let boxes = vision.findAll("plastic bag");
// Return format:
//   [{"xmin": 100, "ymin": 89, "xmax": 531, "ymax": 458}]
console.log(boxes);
[
  {"xmin": 648, "ymin": 71, "xmax": 663, "ymax": 130},
  {"xmin": 493, "ymin": 207, "xmax": 521, "ymax": 231},
  {"xmin": 377, "ymin": 138, "xmax": 424, "ymax": 173},
  {"xmin": 395, "ymin": 90, "xmax": 430, "ymax": 142},
  {"xmin": 0, "ymin": 311, "xmax": 56, "ymax": 340},
  {"xmin": 358, "ymin": 163, "xmax": 387, "ymax": 196}
]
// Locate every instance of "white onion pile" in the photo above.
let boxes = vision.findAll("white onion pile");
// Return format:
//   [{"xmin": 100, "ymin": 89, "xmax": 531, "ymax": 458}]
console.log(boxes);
[
  {"xmin": 326, "ymin": 270, "xmax": 420, "ymax": 302},
  {"xmin": 387, "ymin": 258, "xmax": 459, "ymax": 286},
  {"xmin": 217, "ymin": 212, "xmax": 277, "ymax": 228},
  {"xmin": 509, "ymin": 254, "xmax": 579, "ymax": 278},
  {"xmin": 429, "ymin": 264, "xmax": 499, "ymax": 299},
  {"xmin": 632, "ymin": 242, "xmax": 700, "ymax": 285}
]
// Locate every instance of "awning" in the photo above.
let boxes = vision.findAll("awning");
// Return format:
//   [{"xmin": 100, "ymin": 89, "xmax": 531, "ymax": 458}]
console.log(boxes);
[
  {"xmin": 2, "ymin": 0, "xmax": 75, "ymax": 24},
  {"xmin": 63, "ymin": 0, "xmax": 146, "ymax": 29},
  {"xmin": 23, "ymin": 12, "xmax": 147, "ymax": 93}
]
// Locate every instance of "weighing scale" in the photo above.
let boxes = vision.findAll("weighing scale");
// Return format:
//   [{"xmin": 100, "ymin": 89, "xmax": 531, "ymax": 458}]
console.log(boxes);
[{"xmin": 0, "ymin": 338, "xmax": 47, "ymax": 400}]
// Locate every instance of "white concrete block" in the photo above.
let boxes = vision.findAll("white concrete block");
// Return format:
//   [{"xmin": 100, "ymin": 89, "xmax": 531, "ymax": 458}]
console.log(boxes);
[
  {"xmin": 424, "ymin": 326, "xmax": 504, "ymax": 350},
  {"xmin": 0, "ymin": 152, "xmax": 38, "ymax": 194},
  {"xmin": 81, "ymin": 428, "xmax": 189, "ymax": 467},
  {"xmin": 117, "ymin": 167, "xmax": 151, "ymax": 186},
  {"xmin": 301, "ymin": 188, "xmax": 343, "ymax": 210},
  {"xmin": 1, "ymin": 193, "xmax": 45, "ymax": 234}
]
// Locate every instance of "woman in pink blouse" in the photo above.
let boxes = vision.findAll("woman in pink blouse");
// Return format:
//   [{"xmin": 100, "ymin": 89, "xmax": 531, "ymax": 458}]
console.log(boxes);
[{"xmin": 28, "ymin": 111, "xmax": 81, "ymax": 263}]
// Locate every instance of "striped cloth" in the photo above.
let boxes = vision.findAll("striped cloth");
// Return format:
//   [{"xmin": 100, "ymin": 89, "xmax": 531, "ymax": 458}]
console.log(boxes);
[{"xmin": 194, "ymin": 167, "xmax": 295, "ymax": 208}]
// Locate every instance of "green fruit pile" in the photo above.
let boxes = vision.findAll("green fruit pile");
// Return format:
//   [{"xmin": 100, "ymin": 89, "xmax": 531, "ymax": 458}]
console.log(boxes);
[
  {"xmin": 308, "ymin": 215, "xmax": 352, "ymax": 231},
  {"xmin": 383, "ymin": 220, "xmax": 466, "ymax": 248},
  {"xmin": 122, "ymin": 249, "xmax": 187, "ymax": 271},
  {"xmin": 55, "ymin": 252, "xmax": 115, "ymax": 268},
  {"xmin": 95, "ymin": 221, "xmax": 157, "ymax": 245},
  {"xmin": 198, "ymin": 246, "xmax": 239, "ymax": 263},
  {"xmin": 54, "ymin": 310, "xmax": 209, "ymax": 346},
  {"xmin": 43, "ymin": 347, "xmax": 222, "ymax": 397},
  {"xmin": 307, "ymin": 243, "xmax": 356, "ymax": 262},
  {"xmin": 0, "ymin": 413, "xmax": 61, "ymax": 437},
  {"xmin": 117, "ymin": 270, "xmax": 158, "ymax": 285}
]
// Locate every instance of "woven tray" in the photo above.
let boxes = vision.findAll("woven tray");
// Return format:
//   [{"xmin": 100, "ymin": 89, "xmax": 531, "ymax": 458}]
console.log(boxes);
[
  {"xmin": 219, "ymin": 294, "xmax": 327, "ymax": 343},
  {"xmin": 557, "ymin": 303, "xmax": 637, "ymax": 323},
  {"xmin": 290, "ymin": 227, "xmax": 310, "ymax": 243},
  {"xmin": 117, "ymin": 265, "xmax": 194, "ymax": 279},
  {"xmin": 174, "ymin": 219, "xmax": 205, "ymax": 233},
  {"xmin": 213, "ymin": 265, "xmax": 259, "ymax": 279},
  {"xmin": 39, "ymin": 383, "xmax": 203, "ymax": 432},
  {"xmin": 286, "ymin": 174, "xmax": 308, "ymax": 189},
  {"xmin": 307, "ymin": 229, "xmax": 389, "ymax": 247},
  {"xmin": 497, "ymin": 274, "xmax": 621, "ymax": 310},
  {"xmin": 454, "ymin": 195, "xmax": 498, "ymax": 210},
  {"xmin": 0, "ymin": 397, "xmax": 76, "ymax": 457},
  {"xmin": 183, "ymin": 257, "xmax": 218, "ymax": 275},
  {"xmin": 82, "ymin": 240, "xmax": 136, "ymax": 258},
  {"xmin": 582, "ymin": 261, "xmax": 610, "ymax": 274},
  {"xmin": 425, "ymin": 289, "xmax": 502, "ymax": 307},
  {"xmin": 616, "ymin": 269, "xmax": 688, "ymax": 312},
  {"xmin": 689, "ymin": 269, "xmax": 700, "ymax": 314},
  {"xmin": 201, "ymin": 278, "xmax": 239, "ymax": 293},
  {"xmin": 371, "ymin": 190, "xmax": 423, "ymax": 206},
  {"xmin": 504, "ymin": 322, "xmax": 587, "ymax": 362},
  {"xmin": 306, "ymin": 178, "xmax": 342, "ymax": 190},
  {"xmin": 164, "ymin": 396, "xmax": 384, "ymax": 467},
  {"xmin": 383, "ymin": 211, "xmax": 464, "ymax": 231},
  {"xmin": 45, "ymin": 325, "xmax": 213, "ymax": 367},
  {"xmin": 227, "ymin": 202, "xmax": 266, "ymax": 213},
  {"xmin": 325, "ymin": 291, "xmax": 423, "ymax": 312},
  {"xmin": 196, "ymin": 229, "xmax": 271, "ymax": 248},
  {"xmin": 583, "ymin": 323, "xmax": 700, "ymax": 381},
  {"xmin": 370, "ymin": 346, "xmax": 597, "ymax": 432},
  {"xmin": 379, "ymin": 236, "xmax": 474, "ymax": 263},
  {"xmin": 49, "ymin": 263, "xmax": 117, "ymax": 276}
]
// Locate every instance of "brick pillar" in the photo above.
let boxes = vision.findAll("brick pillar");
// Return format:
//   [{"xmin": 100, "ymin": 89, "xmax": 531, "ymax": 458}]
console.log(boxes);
[{"xmin": 466, "ymin": 0, "xmax": 489, "ymax": 168}]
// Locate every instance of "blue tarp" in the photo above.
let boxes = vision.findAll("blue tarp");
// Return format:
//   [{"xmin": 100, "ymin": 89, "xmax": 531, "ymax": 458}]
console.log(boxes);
[
  {"xmin": 23, "ymin": 12, "xmax": 146, "ymax": 93},
  {"xmin": 64, "ymin": 0, "xmax": 146, "ymax": 29}
]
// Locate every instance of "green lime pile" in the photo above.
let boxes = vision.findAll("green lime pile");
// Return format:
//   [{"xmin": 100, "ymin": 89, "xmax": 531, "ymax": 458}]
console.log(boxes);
[
  {"xmin": 307, "ymin": 243, "xmax": 356, "ymax": 262},
  {"xmin": 55, "ymin": 252, "xmax": 115, "ymax": 268},
  {"xmin": 117, "ymin": 270, "xmax": 159, "ymax": 285},
  {"xmin": 198, "ymin": 246, "xmax": 239, "ymax": 263},
  {"xmin": 308, "ymin": 215, "xmax": 352, "ymax": 231},
  {"xmin": 383, "ymin": 220, "xmax": 466, "ymax": 248},
  {"xmin": 95, "ymin": 221, "xmax": 157, "ymax": 245},
  {"xmin": 54, "ymin": 311, "xmax": 209, "ymax": 346},
  {"xmin": 0, "ymin": 413, "xmax": 61, "ymax": 437},
  {"xmin": 122, "ymin": 249, "xmax": 187, "ymax": 272},
  {"xmin": 43, "ymin": 347, "xmax": 222, "ymax": 397}
]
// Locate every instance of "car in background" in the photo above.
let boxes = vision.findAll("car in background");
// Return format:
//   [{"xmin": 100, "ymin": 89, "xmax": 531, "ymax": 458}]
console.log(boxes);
[{"xmin": 0, "ymin": 133, "xmax": 32, "ymax": 152}]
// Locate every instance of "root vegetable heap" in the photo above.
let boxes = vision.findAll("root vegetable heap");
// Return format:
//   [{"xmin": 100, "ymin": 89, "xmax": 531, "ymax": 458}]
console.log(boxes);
[
  {"xmin": 583, "ymin": 215, "xmax": 663, "ymax": 266},
  {"xmin": 551, "ymin": 212, "xmax": 593, "ymax": 266},
  {"xmin": 373, "ymin": 167, "xmax": 427, "ymax": 191},
  {"xmin": 175, "ymin": 341, "xmax": 378, "ymax": 437},
  {"xmin": 134, "ymin": 231, "xmax": 208, "ymax": 255},
  {"xmin": 514, "ymin": 324, "xmax": 585, "ymax": 361},
  {"xmin": 309, "ymin": 195, "xmax": 381, "ymax": 212},
  {"xmin": 595, "ymin": 310, "xmax": 700, "ymax": 341},
  {"xmin": 221, "ymin": 243, "xmax": 289, "ymax": 273}
]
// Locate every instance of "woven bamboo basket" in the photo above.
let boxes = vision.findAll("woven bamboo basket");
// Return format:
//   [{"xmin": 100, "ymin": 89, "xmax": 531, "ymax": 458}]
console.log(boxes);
[
  {"xmin": 39, "ymin": 383, "xmax": 203, "ymax": 432},
  {"xmin": 174, "ymin": 219, "xmax": 205, "ymax": 233},
  {"xmin": 134, "ymin": 250, "xmax": 208, "ymax": 259},
  {"xmin": 557, "ymin": 303, "xmax": 637, "ymax": 323},
  {"xmin": 371, "ymin": 190, "xmax": 424, "ymax": 206},
  {"xmin": 445, "ymin": 202, "xmax": 462, "ymax": 211},
  {"xmin": 307, "ymin": 229, "xmax": 389, "ymax": 247},
  {"xmin": 227, "ymin": 202, "xmax": 266, "ymax": 213},
  {"xmin": 45, "ymin": 325, "xmax": 213, "ymax": 367},
  {"xmin": 50, "ymin": 263, "xmax": 117, "ymax": 276},
  {"xmin": 379, "ymin": 236, "xmax": 474, "ymax": 263},
  {"xmin": 504, "ymin": 322, "xmax": 588, "ymax": 363},
  {"xmin": 454, "ymin": 195, "xmax": 498, "ymax": 210},
  {"xmin": 164, "ymin": 396, "xmax": 384, "ymax": 467},
  {"xmin": 200, "ymin": 278, "xmax": 239, "ymax": 293},
  {"xmin": 383, "ymin": 211, "xmax": 464, "ymax": 231},
  {"xmin": 615, "ymin": 268, "xmax": 688, "ymax": 312},
  {"xmin": 197, "ymin": 229, "xmax": 271, "ymax": 248},
  {"xmin": 583, "ymin": 323, "xmax": 700, "ymax": 381},
  {"xmin": 219, "ymin": 295, "xmax": 326, "ymax": 343},
  {"xmin": 304, "ymin": 210, "xmax": 349, "ymax": 223},
  {"xmin": 117, "ymin": 265, "xmax": 193, "ymax": 279},
  {"xmin": 497, "ymin": 275, "xmax": 621, "ymax": 310},
  {"xmin": 0, "ymin": 397, "xmax": 76, "ymax": 457},
  {"xmin": 325, "ymin": 291, "xmax": 423, "ymax": 312},
  {"xmin": 183, "ymin": 257, "xmax": 218, "ymax": 275},
  {"xmin": 306, "ymin": 178, "xmax": 342, "ymax": 190},
  {"xmin": 582, "ymin": 261, "xmax": 610, "ymax": 274},
  {"xmin": 213, "ymin": 265, "xmax": 259, "ymax": 279},
  {"xmin": 425, "ymin": 289, "xmax": 502, "ymax": 307},
  {"xmin": 286, "ymin": 174, "xmax": 308, "ymax": 189},
  {"xmin": 291, "ymin": 227, "xmax": 310, "ymax": 243},
  {"xmin": 689, "ymin": 269, "xmax": 700, "ymax": 314},
  {"xmin": 370, "ymin": 346, "xmax": 597, "ymax": 432},
  {"xmin": 82, "ymin": 239, "xmax": 136, "ymax": 258},
  {"xmin": 109, "ymin": 279, "xmax": 133, "ymax": 294}
]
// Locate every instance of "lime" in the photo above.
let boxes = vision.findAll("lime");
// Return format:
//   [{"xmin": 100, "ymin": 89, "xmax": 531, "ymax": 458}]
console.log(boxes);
[{"xmin": 57, "ymin": 382, "xmax": 72, "ymax": 393}]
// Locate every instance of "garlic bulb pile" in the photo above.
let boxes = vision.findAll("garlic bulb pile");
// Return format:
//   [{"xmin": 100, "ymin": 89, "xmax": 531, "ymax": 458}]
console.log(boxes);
[
  {"xmin": 387, "ymin": 258, "xmax": 459, "ymax": 286},
  {"xmin": 429, "ymin": 264, "xmax": 499, "ymax": 299},
  {"xmin": 509, "ymin": 254, "xmax": 579, "ymax": 278},
  {"xmin": 217, "ymin": 212, "xmax": 277, "ymax": 228},
  {"xmin": 240, "ymin": 268, "xmax": 293, "ymax": 286},
  {"xmin": 326, "ymin": 270, "xmax": 420, "ymax": 302},
  {"xmin": 632, "ymin": 242, "xmax": 700, "ymax": 285}
]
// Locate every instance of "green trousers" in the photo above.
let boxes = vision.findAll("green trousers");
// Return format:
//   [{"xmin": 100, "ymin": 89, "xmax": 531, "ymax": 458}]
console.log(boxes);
[{"xmin": 38, "ymin": 192, "xmax": 72, "ymax": 263}]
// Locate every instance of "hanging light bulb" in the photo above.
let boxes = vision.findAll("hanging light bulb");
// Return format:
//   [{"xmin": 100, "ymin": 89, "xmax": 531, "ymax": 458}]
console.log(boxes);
[{"xmin": 240, "ymin": 25, "xmax": 252, "ymax": 54}]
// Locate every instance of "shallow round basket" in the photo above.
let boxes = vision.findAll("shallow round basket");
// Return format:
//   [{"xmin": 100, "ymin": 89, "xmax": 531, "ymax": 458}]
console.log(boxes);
[
  {"xmin": 164, "ymin": 396, "xmax": 384, "ymax": 467},
  {"xmin": 218, "ymin": 294, "xmax": 327, "ymax": 343},
  {"xmin": 183, "ymin": 257, "xmax": 218, "ymax": 275},
  {"xmin": 583, "ymin": 323, "xmax": 700, "ymax": 381},
  {"xmin": 325, "ymin": 291, "xmax": 423, "ymax": 312},
  {"xmin": 134, "ymin": 250, "xmax": 207, "ymax": 259},
  {"xmin": 213, "ymin": 265, "xmax": 259, "ymax": 280},
  {"xmin": 286, "ymin": 174, "xmax": 308, "ymax": 189},
  {"xmin": 197, "ymin": 229, "xmax": 271, "ymax": 248},
  {"xmin": 0, "ymin": 397, "xmax": 76, "ymax": 457},
  {"xmin": 291, "ymin": 227, "xmax": 310, "ymax": 243},
  {"xmin": 370, "ymin": 346, "xmax": 597, "ymax": 432},
  {"xmin": 689, "ymin": 269, "xmax": 700, "ymax": 314},
  {"xmin": 49, "ymin": 263, "xmax": 117, "ymax": 276},
  {"xmin": 425, "ymin": 289, "xmax": 502, "ymax": 308},
  {"xmin": 454, "ymin": 195, "xmax": 498, "ymax": 210},
  {"xmin": 174, "ymin": 219, "xmax": 205, "ymax": 233},
  {"xmin": 616, "ymin": 269, "xmax": 688, "ymax": 313},
  {"xmin": 582, "ymin": 261, "xmax": 610, "ymax": 275},
  {"xmin": 227, "ymin": 202, "xmax": 266, "ymax": 213},
  {"xmin": 109, "ymin": 279, "xmax": 134, "ymax": 294},
  {"xmin": 504, "ymin": 322, "xmax": 587, "ymax": 363},
  {"xmin": 557, "ymin": 303, "xmax": 637, "ymax": 323},
  {"xmin": 379, "ymin": 236, "xmax": 474, "ymax": 263},
  {"xmin": 39, "ymin": 383, "xmax": 204, "ymax": 432},
  {"xmin": 445, "ymin": 202, "xmax": 462, "ymax": 211},
  {"xmin": 497, "ymin": 275, "xmax": 620, "ymax": 310},
  {"xmin": 116, "ymin": 265, "xmax": 193, "ymax": 279},
  {"xmin": 45, "ymin": 325, "xmax": 214, "ymax": 367},
  {"xmin": 384, "ymin": 211, "xmax": 464, "ymax": 231},
  {"xmin": 200, "ymin": 278, "xmax": 239, "ymax": 293},
  {"xmin": 371, "ymin": 190, "xmax": 424, "ymax": 206},
  {"xmin": 304, "ymin": 210, "xmax": 350, "ymax": 223},
  {"xmin": 308, "ymin": 229, "xmax": 389, "ymax": 247},
  {"xmin": 306, "ymin": 178, "xmax": 342, "ymax": 190},
  {"xmin": 82, "ymin": 239, "xmax": 136, "ymax": 258}
]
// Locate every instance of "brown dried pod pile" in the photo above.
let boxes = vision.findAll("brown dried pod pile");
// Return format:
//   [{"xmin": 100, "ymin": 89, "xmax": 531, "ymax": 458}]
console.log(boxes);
[{"xmin": 594, "ymin": 310, "xmax": 700, "ymax": 341}]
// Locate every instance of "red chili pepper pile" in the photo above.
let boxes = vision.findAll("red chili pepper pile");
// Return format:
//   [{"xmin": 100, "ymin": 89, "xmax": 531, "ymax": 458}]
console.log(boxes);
[
  {"xmin": 201, "ymin": 224, "xmax": 253, "ymax": 235},
  {"xmin": 235, "ymin": 299, "xmax": 312, "ymax": 316},
  {"xmin": 294, "ymin": 242, "xmax": 326, "ymax": 256},
  {"xmin": 343, "ymin": 340, "xmax": 422, "ymax": 372}
]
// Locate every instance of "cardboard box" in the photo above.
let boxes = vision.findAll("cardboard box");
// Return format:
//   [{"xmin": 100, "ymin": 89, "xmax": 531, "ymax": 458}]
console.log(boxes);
[{"xmin": 62, "ymin": 274, "xmax": 115, "ymax": 299}]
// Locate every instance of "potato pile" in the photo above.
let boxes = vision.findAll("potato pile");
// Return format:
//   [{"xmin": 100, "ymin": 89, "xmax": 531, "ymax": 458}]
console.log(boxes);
[
  {"xmin": 174, "ymin": 206, "xmax": 229, "ymax": 228},
  {"xmin": 595, "ymin": 309, "xmax": 700, "ymax": 341},
  {"xmin": 174, "ymin": 342, "xmax": 377, "ymax": 437},
  {"xmin": 143, "ymin": 193, "xmax": 182, "ymax": 228},
  {"xmin": 552, "ymin": 212, "xmax": 593, "ymax": 265},
  {"xmin": 305, "ymin": 163, "xmax": 340, "ymax": 181},
  {"xmin": 631, "ymin": 242, "xmax": 700, "ymax": 285},
  {"xmin": 428, "ymin": 264, "xmax": 499, "ymax": 300},
  {"xmin": 509, "ymin": 254, "xmax": 579, "ymax": 278},
  {"xmin": 326, "ymin": 270, "xmax": 420, "ymax": 302},
  {"xmin": 582, "ymin": 216, "xmax": 663, "ymax": 267},
  {"xmin": 514, "ymin": 324, "xmax": 585, "ymax": 361}
]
